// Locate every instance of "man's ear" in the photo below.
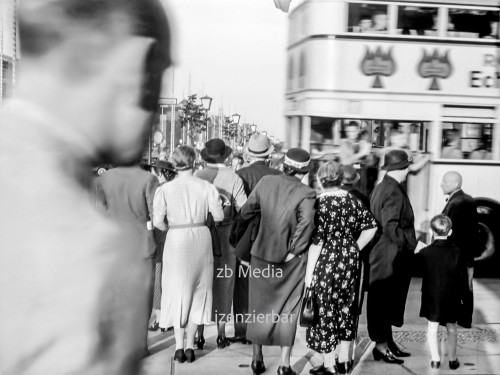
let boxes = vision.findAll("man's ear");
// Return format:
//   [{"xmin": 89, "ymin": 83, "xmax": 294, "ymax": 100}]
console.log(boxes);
[{"xmin": 448, "ymin": 229, "xmax": 453, "ymax": 237}]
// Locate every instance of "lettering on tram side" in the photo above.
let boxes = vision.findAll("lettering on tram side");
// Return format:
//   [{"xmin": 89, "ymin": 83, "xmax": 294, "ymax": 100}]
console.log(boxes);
[
  {"xmin": 417, "ymin": 49, "xmax": 453, "ymax": 91},
  {"xmin": 360, "ymin": 46, "xmax": 396, "ymax": 89},
  {"xmin": 469, "ymin": 54, "xmax": 500, "ymax": 88}
]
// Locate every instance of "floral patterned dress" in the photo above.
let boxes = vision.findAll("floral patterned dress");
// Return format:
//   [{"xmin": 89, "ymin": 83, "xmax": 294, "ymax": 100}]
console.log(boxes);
[{"xmin": 306, "ymin": 190, "xmax": 376, "ymax": 353}]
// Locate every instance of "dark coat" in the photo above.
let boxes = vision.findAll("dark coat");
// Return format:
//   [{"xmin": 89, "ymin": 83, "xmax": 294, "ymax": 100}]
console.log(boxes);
[
  {"xmin": 95, "ymin": 166, "xmax": 159, "ymax": 258},
  {"xmin": 231, "ymin": 161, "xmax": 282, "ymax": 261},
  {"xmin": 442, "ymin": 189, "xmax": 479, "ymax": 267},
  {"xmin": 417, "ymin": 239, "xmax": 465, "ymax": 324},
  {"xmin": 369, "ymin": 174, "xmax": 417, "ymax": 326},
  {"xmin": 238, "ymin": 174, "xmax": 316, "ymax": 263}
]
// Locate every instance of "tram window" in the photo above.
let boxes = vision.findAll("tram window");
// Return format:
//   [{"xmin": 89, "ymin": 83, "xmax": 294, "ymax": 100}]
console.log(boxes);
[
  {"xmin": 396, "ymin": 6, "xmax": 438, "ymax": 36},
  {"xmin": 441, "ymin": 123, "xmax": 493, "ymax": 160},
  {"xmin": 347, "ymin": 3, "xmax": 388, "ymax": 33},
  {"xmin": 447, "ymin": 9, "xmax": 499, "ymax": 39}
]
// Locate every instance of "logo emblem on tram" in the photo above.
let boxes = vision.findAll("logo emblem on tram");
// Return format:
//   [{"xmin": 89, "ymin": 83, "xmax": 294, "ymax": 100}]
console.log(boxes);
[
  {"xmin": 418, "ymin": 49, "xmax": 453, "ymax": 91},
  {"xmin": 360, "ymin": 46, "xmax": 396, "ymax": 89}
]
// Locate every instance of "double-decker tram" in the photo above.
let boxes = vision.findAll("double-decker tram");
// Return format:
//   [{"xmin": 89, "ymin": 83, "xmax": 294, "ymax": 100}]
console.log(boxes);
[{"xmin": 285, "ymin": 0, "xmax": 500, "ymax": 276}]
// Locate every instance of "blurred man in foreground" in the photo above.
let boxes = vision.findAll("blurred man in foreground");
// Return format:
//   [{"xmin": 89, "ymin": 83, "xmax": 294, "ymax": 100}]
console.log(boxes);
[{"xmin": 0, "ymin": 1, "xmax": 171, "ymax": 374}]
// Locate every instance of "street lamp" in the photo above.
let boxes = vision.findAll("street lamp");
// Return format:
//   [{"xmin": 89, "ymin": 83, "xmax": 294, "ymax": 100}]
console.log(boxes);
[
  {"xmin": 200, "ymin": 95, "xmax": 213, "ymax": 111},
  {"xmin": 200, "ymin": 95, "xmax": 212, "ymax": 140},
  {"xmin": 231, "ymin": 113, "xmax": 241, "ymax": 147},
  {"xmin": 270, "ymin": 136, "xmax": 275, "ymax": 142},
  {"xmin": 262, "ymin": 130, "xmax": 267, "ymax": 136},
  {"xmin": 250, "ymin": 124, "xmax": 257, "ymax": 134}
]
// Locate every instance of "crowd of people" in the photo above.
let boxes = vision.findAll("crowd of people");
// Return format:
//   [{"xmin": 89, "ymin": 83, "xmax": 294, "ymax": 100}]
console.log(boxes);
[
  {"xmin": 0, "ymin": 1, "xmax": 480, "ymax": 374},
  {"xmin": 94, "ymin": 132, "xmax": 477, "ymax": 375}
]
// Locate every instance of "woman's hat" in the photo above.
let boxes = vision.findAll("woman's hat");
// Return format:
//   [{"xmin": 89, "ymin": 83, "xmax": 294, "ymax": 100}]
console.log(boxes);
[
  {"xmin": 243, "ymin": 134, "xmax": 274, "ymax": 157},
  {"xmin": 153, "ymin": 160, "xmax": 176, "ymax": 173},
  {"xmin": 200, "ymin": 138, "xmax": 233, "ymax": 163},
  {"xmin": 284, "ymin": 148, "xmax": 314, "ymax": 173},
  {"xmin": 341, "ymin": 165, "xmax": 360, "ymax": 185},
  {"xmin": 382, "ymin": 149, "xmax": 413, "ymax": 171}
]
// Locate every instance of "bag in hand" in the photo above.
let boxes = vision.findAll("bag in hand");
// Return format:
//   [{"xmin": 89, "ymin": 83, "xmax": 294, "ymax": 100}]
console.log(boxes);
[
  {"xmin": 206, "ymin": 212, "xmax": 221, "ymax": 257},
  {"xmin": 299, "ymin": 286, "xmax": 317, "ymax": 328}
]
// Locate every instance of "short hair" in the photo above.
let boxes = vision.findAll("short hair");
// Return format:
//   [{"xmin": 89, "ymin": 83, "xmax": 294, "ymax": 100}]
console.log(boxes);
[
  {"xmin": 317, "ymin": 161, "xmax": 343, "ymax": 189},
  {"xmin": 173, "ymin": 146, "xmax": 196, "ymax": 171},
  {"xmin": 430, "ymin": 214, "xmax": 452, "ymax": 236},
  {"xmin": 19, "ymin": 0, "xmax": 171, "ymax": 111}
]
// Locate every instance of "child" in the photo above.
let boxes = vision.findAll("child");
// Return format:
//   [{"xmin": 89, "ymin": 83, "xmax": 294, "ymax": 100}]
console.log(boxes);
[{"xmin": 415, "ymin": 214, "xmax": 463, "ymax": 370}]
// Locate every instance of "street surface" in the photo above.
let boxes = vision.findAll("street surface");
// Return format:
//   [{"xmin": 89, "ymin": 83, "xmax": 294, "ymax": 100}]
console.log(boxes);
[{"xmin": 143, "ymin": 278, "xmax": 500, "ymax": 375}]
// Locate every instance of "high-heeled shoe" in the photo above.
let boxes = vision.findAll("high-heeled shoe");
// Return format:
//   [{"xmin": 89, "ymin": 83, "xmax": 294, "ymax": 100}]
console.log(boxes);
[
  {"xmin": 196, "ymin": 336, "xmax": 205, "ymax": 350},
  {"xmin": 251, "ymin": 360, "xmax": 266, "ymax": 375},
  {"xmin": 148, "ymin": 321, "xmax": 159, "ymax": 332},
  {"xmin": 372, "ymin": 347, "xmax": 404, "ymax": 364},
  {"xmin": 185, "ymin": 348, "xmax": 195, "ymax": 363},
  {"xmin": 216, "ymin": 335, "xmax": 230, "ymax": 349},
  {"xmin": 277, "ymin": 365, "xmax": 296, "ymax": 375},
  {"xmin": 388, "ymin": 341, "xmax": 411, "ymax": 357},
  {"xmin": 336, "ymin": 360, "xmax": 352, "ymax": 374},
  {"xmin": 449, "ymin": 358, "xmax": 460, "ymax": 370},
  {"xmin": 430, "ymin": 360, "xmax": 440, "ymax": 369},
  {"xmin": 173, "ymin": 349, "xmax": 187, "ymax": 363}
]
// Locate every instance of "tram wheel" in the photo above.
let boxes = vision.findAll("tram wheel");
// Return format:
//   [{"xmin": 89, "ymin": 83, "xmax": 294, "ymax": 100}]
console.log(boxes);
[{"xmin": 474, "ymin": 198, "xmax": 500, "ymax": 278}]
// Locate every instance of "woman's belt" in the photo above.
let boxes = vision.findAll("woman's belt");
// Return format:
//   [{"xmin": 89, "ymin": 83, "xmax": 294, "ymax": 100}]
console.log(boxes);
[{"xmin": 169, "ymin": 222, "xmax": 205, "ymax": 229}]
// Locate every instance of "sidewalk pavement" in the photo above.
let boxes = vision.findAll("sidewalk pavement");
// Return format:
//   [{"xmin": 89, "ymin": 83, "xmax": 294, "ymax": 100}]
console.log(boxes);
[{"xmin": 142, "ymin": 278, "xmax": 500, "ymax": 375}]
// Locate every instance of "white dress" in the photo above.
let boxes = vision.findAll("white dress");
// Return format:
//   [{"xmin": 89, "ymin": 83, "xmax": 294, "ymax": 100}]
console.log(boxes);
[{"xmin": 154, "ymin": 174, "xmax": 223, "ymax": 328}]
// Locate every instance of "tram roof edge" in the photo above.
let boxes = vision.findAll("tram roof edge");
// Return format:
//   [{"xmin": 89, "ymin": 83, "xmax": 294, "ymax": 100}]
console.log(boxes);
[{"xmin": 289, "ymin": 0, "xmax": 500, "ymax": 15}]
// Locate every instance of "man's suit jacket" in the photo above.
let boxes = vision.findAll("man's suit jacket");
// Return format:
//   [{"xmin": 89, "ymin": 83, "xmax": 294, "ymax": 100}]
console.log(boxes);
[
  {"xmin": 236, "ymin": 160, "xmax": 282, "ymax": 196},
  {"xmin": 442, "ymin": 189, "xmax": 479, "ymax": 267},
  {"xmin": 369, "ymin": 174, "xmax": 417, "ymax": 326},
  {"xmin": 95, "ymin": 166, "xmax": 159, "ymax": 258},
  {"xmin": 238, "ymin": 174, "xmax": 316, "ymax": 263},
  {"xmin": 231, "ymin": 161, "xmax": 282, "ymax": 261}
]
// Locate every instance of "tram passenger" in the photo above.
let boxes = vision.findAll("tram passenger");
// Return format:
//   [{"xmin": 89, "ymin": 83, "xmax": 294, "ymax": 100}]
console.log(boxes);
[
  {"xmin": 469, "ymin": 135, "xmax": 492, "ymax": 160},
  {"xmin": 0, "ymin": 1, "xmax": 172, "ymax": 373},
  {"xmin": 371, "ymin": 11, "xmax": 388, "ymax": 32},
  {"xmin": 339, "ymin": 122, "xmax": 372, "ymax": 165},
  {"xmin": 358, "ymin": 16, "xmax": 373, "ymax": 33},
  {"xmin": 441, "ymin": 129, "xmax": 464, "ymax": 159}
]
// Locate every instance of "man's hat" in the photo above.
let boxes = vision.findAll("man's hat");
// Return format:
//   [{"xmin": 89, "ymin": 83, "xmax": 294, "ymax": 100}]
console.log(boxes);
[
  {"xmin": 382, "ymin": 149, "xmax": 413, "ymax": 171},
  {"xmin": 200, "ymin": 138, "xmax": 233, "ymax": 163},
  {"xmin": 341, "ymin": 165, "xmax": 360, "ymax": 185},
  {"xmin": 284, "ymin": 148, "xmax": 314, "ymax": 173},
  {"xmin": 243, "ymin": 134, "xmax": 274, "ymax": 157}
]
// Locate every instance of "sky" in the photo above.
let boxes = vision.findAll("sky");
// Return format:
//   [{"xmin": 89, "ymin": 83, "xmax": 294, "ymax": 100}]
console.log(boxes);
[{"xmin": 163, "ymin": 0, "xmax": 289, "ymax": 140}]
